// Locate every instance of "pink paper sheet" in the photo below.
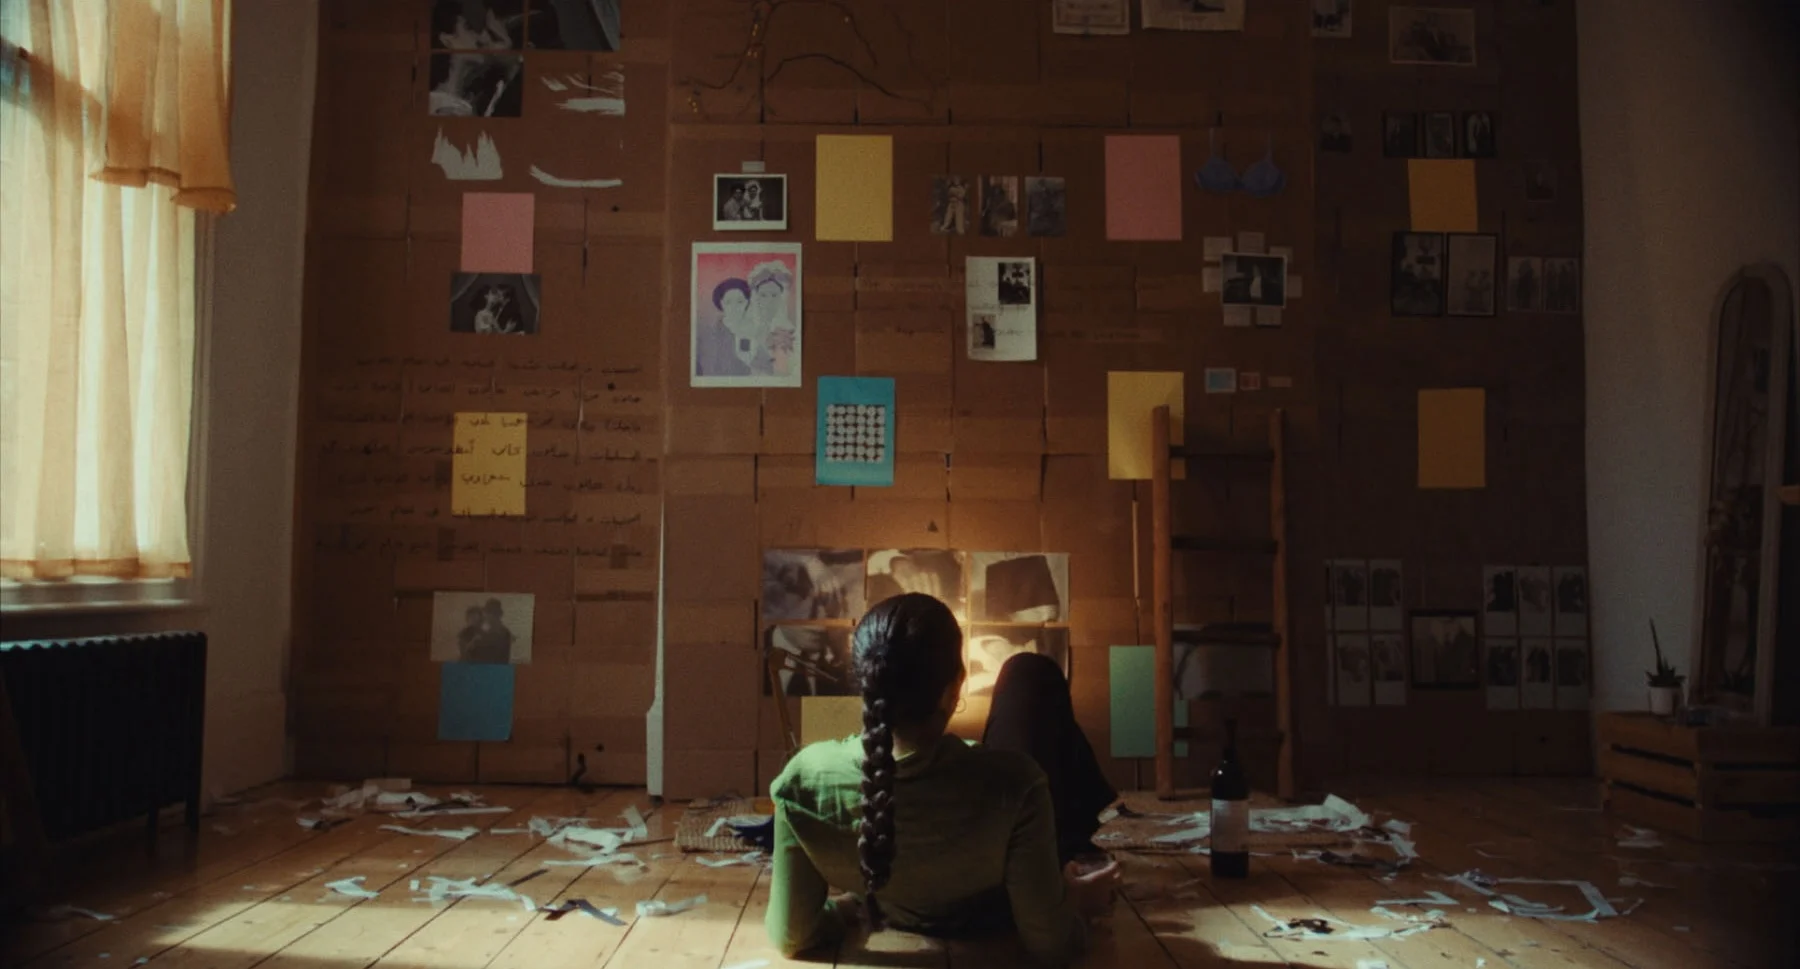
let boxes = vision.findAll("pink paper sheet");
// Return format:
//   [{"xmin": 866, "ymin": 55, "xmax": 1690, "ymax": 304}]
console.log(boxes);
[
  {"xmin": 1104, "ymin": 135, "xmax": 1183, "ymax": 241},
  {"xmin": 460, "ymin": 192, "xmax": 535, "ymax": 272}
]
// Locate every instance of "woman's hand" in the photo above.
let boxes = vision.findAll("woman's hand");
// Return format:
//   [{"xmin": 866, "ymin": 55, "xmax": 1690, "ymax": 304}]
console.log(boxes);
[{"xmin": 1063, "ymin": 860, "xmax": 1122, "ymax": 919}]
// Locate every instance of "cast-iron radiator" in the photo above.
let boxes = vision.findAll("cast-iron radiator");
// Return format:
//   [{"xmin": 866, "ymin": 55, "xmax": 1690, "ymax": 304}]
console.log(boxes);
[{"xmin": 0, "ymin": 632, "xmax": 206, "ymax": 842}]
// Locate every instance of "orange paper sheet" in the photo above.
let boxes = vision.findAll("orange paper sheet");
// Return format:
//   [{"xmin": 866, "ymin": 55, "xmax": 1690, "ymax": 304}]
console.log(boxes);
[
  {"xmin": 1105, "ymin": 135, "xmax": 1183, "ymax": 241},
  {"xmin": 1407, "ymin": 160, "xmax": 1478, "ymax": 233},
  {"xmin": 460, "ymin": 193, "xmax": 535, "ymax": 272},
  {"xmin": 1418, "ymin": 388, "xmax": 1486, "ymax": 489}
]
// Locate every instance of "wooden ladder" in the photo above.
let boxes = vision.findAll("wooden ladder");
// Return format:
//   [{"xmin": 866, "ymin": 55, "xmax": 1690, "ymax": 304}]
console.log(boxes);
[{"xmin": 1149, "ymin": 405, "xmax": 1295, "ymax": 801}]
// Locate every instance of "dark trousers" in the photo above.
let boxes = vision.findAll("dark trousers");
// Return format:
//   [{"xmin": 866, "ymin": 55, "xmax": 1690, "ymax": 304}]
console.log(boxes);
[{"xmin": 980, "ymin": 653, "xmax": 1118, "ymax": 865}]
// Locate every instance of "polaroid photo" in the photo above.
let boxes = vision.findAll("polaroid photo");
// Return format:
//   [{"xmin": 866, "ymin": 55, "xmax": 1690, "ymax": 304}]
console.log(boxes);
[
  {"xmin": 762, "ymin": 549, "xmax": 867, "ymax": 622},
  {"xmin": 1446, "ymin": 233, "xmax": 1498, "ymax": 318},
  {"xmin": 867, "ymin": 550, "xmax": 967, "ymax": 617},
  {"xmin": 970, "ymin": 552, "xmax": 1069, "ymax": 623},
  {"xmin": 1333, "ymin": 633, "xmax": 1372, "ymax": 707},
  {"xmin": 965, "ymin": 626, "xmax": 1070, "ymax": 697},
  {"xmin": 979, "ymin": 176, "xmax": 1020, "ymax": 238},
  {"xmin": 691, "ymin": 242, "xmax": 802, "ymax": 388},
  {"xmin": 431, "ymin": 0, "xmax": 524, "ymax": 50},
  {"xmin": 1422, "ymin": 112, "xmax": 1458, "ymax": 159},
  {"xmin": 1025, "ymin": 177, "xmax": 1067, "ymax": 238},
  {"xmin": 931, "ymin": 176, "xmax": 972, "ymax": 235},
  {"xmin": 1516, "ymin": 566, "xmax": 1553, "ymax": 636},
  {"xmin": 430, "ymin": 591, "xmax": 535, "ymax": 664},
  {"xmin": 713, "ymin": 174, "xmax": 788, "ymax": 231},
  {"xmin": 1522, "ymin": 637, "xmax": 1554, "ymax": 708},
  {"xmin": 1142, "ymin": 0, "xmax": 1245, "ymax": 32},
  {"xmin": 764, "ymin": 625, "xmax": 854, "ymax": 697},
  {"xmin": 428, "ymin": 52, "xmax": 525, "ymax": 117},
  {"xmin": 1369, "ymin": 559, "xmax": 1404, "ymax": 630},
  {"xmin": 1524, "ymin": 161, "xmax": 1558, "ymax": 201},
  {"xmin": 1482, "ymin": 565, "xmax": 1519, "ymax": 636},
  {"xmin": 1409, "ymin": 610, "xmax": 1479, "ymax": 689},
  {"xmin": 1053, "ymin": 0, "xmax": 1130, "ymax": 36},
  {"xmin": 1312, "ymin": 0, "xmax": 1352, "ymax": 38},
  {"xmin": 1555, "ymin": 639, "xmax": 1590, "ymax": 710},
  {"xmin": 1461, "ymin": 110, "xmax": 1496, "ymax": 158},
  {"xmin": 1389, "ymin": 6, "xmax": 1477, "ymax": 66},
  {"xmin": 1382, "ymin": 112, "xmax": 1420, "ymax": 158},
  {"xmin": 1506, "ymin": 257, "xmax": 1543, "ymax": 313},
  {"xmin": 1319, "ymin": 110, "xmax": 1353, "ymax": 153},
  {"xmin": 449, "ymin": 273, "xmax": 541, "ymax": 334},
  {"xmin": 523, "ymin": 0, "xmax": 622, "ymax": 50},
  {"xmin": 1391, "ymin": 231, "xmax": 1446, "ymax": 316},
  {"xmin": 1542, "ymin": 257, "xmax": 1581, "ymax": 313},
  {"xmin": 1553, "ymin": 566, "xmax": 1588, "ymax": 636},
  {"xmin": 1220, "ymin": 252, "xmax": 1288, "ymax": 308},
  {"xmin": 1173, "ymin": 630, "xmax": 1275, "ymax": 700},
  {"xmin": 1484, "ymin": 638, "xmax": 1521, "ymax": 710},
  {"xmin": 1327, "ymin": 559, "xmax": 1370, "ymax": 631}
]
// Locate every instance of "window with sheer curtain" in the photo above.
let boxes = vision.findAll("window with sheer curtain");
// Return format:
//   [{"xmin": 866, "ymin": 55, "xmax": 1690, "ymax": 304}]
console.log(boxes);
[{"xmin": 0, "ymin": 0, "xmax": 234, "ymax": 605}]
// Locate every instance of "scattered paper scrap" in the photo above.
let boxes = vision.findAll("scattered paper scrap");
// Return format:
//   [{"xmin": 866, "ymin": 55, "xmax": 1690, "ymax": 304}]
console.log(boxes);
[
  {"xmin": 1378, "ymin": 890, "xmax": 1456, "ymax": 907},
  {"xmin": 723, "ymin": 961, "xmax": 772, "ymax": 969},
  {"xmin": 544, "ymin": 899, "xmax": 625, "ymax": 924},
  {"xmin": 1252, "ymin": 904, "xmax": 1441, "ymax": 941},
  {"xmin": 636, "ymin": 894, "xmax": 707, "ymax": 918},
  {"xmin": 1616, "ymin": 826, "xmax": 1663, "ymax": 849},
  {"xmin": 36, "ymin": 905, "xmax": 115, "ymax": 922},
  {"xmin": 1443, "ymin": 870, "xmax": 1630, "ymax": 923},
  {"xmin": 412, "ymin": 875, "xmax": 537, "ymax": 912},
  {"xmin": 325, "ymin": 877, "xmax": 380, "ymax": 900},
  {"xmin": 696, "ymin": 851, "xmax": 765, "ymax": 868},
  {"xmin": 1618, "ymin": 874, "xmax": 1671, "ymax": 889},
  {"xmin": 378, "ymin": 825, "xmax": 480, "ymax": 842},
  {"xmin": 543, "ymin": 853, "xmax": 642, "ymax": 869},
  {"xmin": 1357, "ymin": 960, "xmax": 1391, "ymax": 969}
]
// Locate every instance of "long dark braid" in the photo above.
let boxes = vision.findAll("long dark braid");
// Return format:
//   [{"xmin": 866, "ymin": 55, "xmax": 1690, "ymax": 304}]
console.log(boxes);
[{"xmin": 851, "ymin": 593, "xmax": 964, "ymax": 930}]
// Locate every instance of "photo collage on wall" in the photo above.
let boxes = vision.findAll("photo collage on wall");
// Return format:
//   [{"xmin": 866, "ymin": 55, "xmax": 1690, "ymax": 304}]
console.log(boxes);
[
  {"xmin": 1326, "ymin": 559, "xmax": 1407, "ymax": 707},
  {"xmin": 1482, "ymin": 565, "xmax": 1590, "ymax": 711},
  {"xmin": 760, "ymin": 549, "xmax": 1071, "ymax": 700}
]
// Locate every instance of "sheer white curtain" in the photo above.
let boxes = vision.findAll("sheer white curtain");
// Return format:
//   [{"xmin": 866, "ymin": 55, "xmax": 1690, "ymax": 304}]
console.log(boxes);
[{"xmin": 0, "ymin": 0, "xmax": 233, "ymax": 581}]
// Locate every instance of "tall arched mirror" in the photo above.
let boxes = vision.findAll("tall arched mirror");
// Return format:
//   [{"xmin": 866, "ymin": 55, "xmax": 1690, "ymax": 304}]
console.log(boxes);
[{"xmin": 1694, "ymin": 266, "xmax": 1799, "ymax": 724}]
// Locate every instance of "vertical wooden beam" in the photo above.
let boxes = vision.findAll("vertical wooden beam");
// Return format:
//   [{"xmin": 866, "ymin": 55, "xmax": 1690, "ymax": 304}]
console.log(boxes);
[
  {"xmin": 1270, "ymin": 408, "xmax": 1295, "ymax": 800},
  {"xmin": 1152, "ymin": 406, "xmax": 1175, "ymax": 799}
]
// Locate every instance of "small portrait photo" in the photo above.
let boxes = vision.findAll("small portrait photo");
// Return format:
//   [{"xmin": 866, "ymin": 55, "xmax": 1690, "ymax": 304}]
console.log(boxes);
[
  {"xmin": 1422, "ymin": 112, "xmax": 1457, "ymax": 159},
  {"xmin": 762, "ymin": 549, "xmax": 867, "ymax": 622},
  {"xmin": 965, "ymin": 626, "xmax": 1070, "ymax": 697},
  {"xmin": 1506, "ymin": 257, "xmax": 1542, "ymax": 312},
  {"xmin": 449, "ymin": 273, "xmax": 541, "ymax": 334},
  {"xmin": 970, "ymin": 313, "xmax": 998, "ymax": 352},
  {"xmin": 1410, "ymin": 610, "xmax": 1479, "ymax": 688},
  {"xmin": 428, "ymin": 52, "xmax": 525, "ymax": 117},
  {"xmin": 1319, "ymin": 110, "xmax": 1353, "ymax": 153},
  {"xmin": 1312, "ymin": 0, "xmax": 1353, "ymax": 38},
  {"xmin": 970, "ymin": 552, "xmax": 1069, "ymax": 623},
  {"xmin": 431, "ymin": 591, "xmax": 535, "ymax": 664},
  {"xmin": 431, "ymin": 0, "xmax": 524, "ymax": 51},
  {"xmin": 1389, "ymin": 5, "xmax": 1477, "ymax": 67},
  {"xmin": 1445, "ymin": 233, "xmax": 1498, "ymax": 317},
  {"xmin": 691, "ymin": 242, "xmax": 803, "ymax": 387},
  {"xmin": 997, "ymin": 260, "xmax": 1034, "ymax": 306},
  {"xmin": 764, "ymin": 625, "xmax": 853, "ymax": 697},
  {"xmin": 1382, "ymin": 112, "xmax": 1419, "ymax": 158},
  {"xmin": 1025, "ymin": 176, "xmax": 1067, "ymax": 238},
  {"xmin": 1461, "ymin": 110, "xmax": 1496, "ymax": 158},
  {"xmin": 1485, "ymin": 641, "xmax": 1520, "ymax": 687},
  {"xmin": 713, "ymin": 174, "xmax": 788, "ymax": 231},
  {"xmin": 931, "ymin": 175, "xmax": 971, "ymax": 235},
  {"xmin": 522, "ymin": 0, "xmax": 622, "ymax": 50},
  {"xmin": 1220, "ymin": 252, "xmax": 1288, "ymax": 308},
  {"xmin": 979, "ymin": 175, "xmax": 1020, "ymax": 238},
  {"xmin": 867, "ymin": 550, "xmax": 967, "ymax": 617},
  {"xmin": 1391, "ymin": 231, "xmax": 1446, "ymax": 316},
  {"xmin": 1524, "ymin": 161, "xmax": 1558, "ymax": 201},
  {"xmin": 1541, "ymin": 257, "xmax": 1581, "ymax": 313}
]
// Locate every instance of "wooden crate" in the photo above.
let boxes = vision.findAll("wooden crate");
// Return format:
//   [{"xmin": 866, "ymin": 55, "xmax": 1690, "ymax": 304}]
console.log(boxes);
[{"xmin": 1596, "ymin": 712, "xmax": 1800, "ymax": 842}]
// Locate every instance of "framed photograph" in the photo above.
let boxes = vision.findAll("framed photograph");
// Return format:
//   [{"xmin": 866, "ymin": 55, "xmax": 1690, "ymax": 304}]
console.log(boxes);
[
  {"xmin": 1461, "ymin": 111, "xmax": 1496, "ymax": 158},
  {"xmin": 713, "ymin": 174, "xmax": 788, "ymax": 231},
  {"xmin": 1422, "ymin": 112, "xmax": 1457, "ymax": 159},
  {"xmin": 1142, "ymin": 0, "xmax": 1245, "ymax": 32},
  {"xmin": 931, "ymin": 176, "xmax": 972, "ymax": 235},
  {"xmin": 1506, "ymin": 257, "xmax": 1542, "ymax": 312},
  {"xmin": 1446, "ymin": 233, "xmax": 1498, "ymax": 317},
  {"xmin": 762, "ymin": 549, "xmax": 867, "ymax": 622},
  {"xmin": 970, "ymin": 552, "xmax": 1069, "ymax": 623},
  {"xmin": 522, "ymin": 0, "xmax": 622, "ymax": 50},
  {"xmin": 428, "ymin": 53, "xmax": 524, "ymax": 117},
  {"xmin": 1542, "ymin": 257, "xmax": 1581, "ymax": 313},
  {"xmin": 1025, "ymin": 176, "xmax": 1067, "ymax": 238},
  {"xmin": 1312, "ymin": 0, "xmax": 1353, "ymax": 38},
  {"xmin": 430, "ymin": 591, "xmax": 535, "ymax": 664},
  {"xmin": 1524, "ymin": 161, "xmax": 1558, "ymax": 201},
  {"xmin": 979, "ymin": 175, "xmax": 1020, "ymax": 238},
  {"xmin": 449, "ymin": 273, "xmax": 540, "ymax": 334},
  {"xmin": 965, "ymin": 626, "xmax": 1070, "ymax": 697},
  {"xmin": 1389, "ymin": 6, "xmax": 1477, "ymax": 67},
  {"xmin": 764, "ymin": 625, "xmax": 854, "ymax": 697},
  {"xmin": 1382, "ymin": 112, "xmax": 1419, "ymax": 158},
  {"xmin": 1220, "ymin": 252, "xmax": 1288, "ymax": 308},
  {"xmin": 867, "ymin": 550, "xmax": 967, "ymax": 617},
  {"xmin": 1320, "ymin": 110, "xmax": 1353, "ymax": 153},
  {"xmin": 431, "ymin": 0, "xmax": 524, "ymax": 50},
  {"xmin": 691, "ymin": 242, "xmax": 802, "ymax": 387},
  {"xmin": 1410, "ymin": 610, "xmax": 1479, "ymax": 688},
  {"xmin": 1391, "ymin": 231, "xmax": 1446, "ymax": 316}
]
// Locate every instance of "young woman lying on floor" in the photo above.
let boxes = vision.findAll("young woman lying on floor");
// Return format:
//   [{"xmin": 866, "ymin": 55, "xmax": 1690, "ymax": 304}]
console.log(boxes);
[{"xmin": 766, "ymin": 593, "xmax": 1123, "ymax": 966}]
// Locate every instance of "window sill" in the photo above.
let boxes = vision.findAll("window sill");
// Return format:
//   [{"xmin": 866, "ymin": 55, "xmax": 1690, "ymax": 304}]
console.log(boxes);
[{"xmin": 0, "ymin": 578, "xmax": 200, "ymax": 618}]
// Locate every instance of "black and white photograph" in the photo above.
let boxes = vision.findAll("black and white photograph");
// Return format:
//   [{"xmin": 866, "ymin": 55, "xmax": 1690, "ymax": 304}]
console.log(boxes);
[
  {"xmin": 1388, "ymin": 6, "xmax": 1477, "ymax": 67},
  {"xmin": 966, "ymin": 626, "xmax": 1070, "ymax": 697},
  {"xmin": 1382, "ymin": 112, "xmax": 1419, "ymax": 158},
  {"xmin": 1542, "ymin": 257, "xmax": 1581, "ymax": 313},
  {"xmin": 431, "ymin": 591, "xmax": 535, "ymax": 664},
  {"xmin": 763, "ymin": 625, "xmax": 853, "ymax": 697},
  {"xmin": 428, "ymin": 52, "xmax": 525, "ymax": 117},
  {"xmin": 1333, "ymin": 634, "xmax": 1371, "ymax": 706},
  {"xmin": 1220, "ymin": 252, "xmax": 1288, "ymax": 308},
  {"xmin": 1319, "ymin": 110, "xmax": 1353, "ymax": 153},
  {"xmin": 1369, "ymin": 559, "xmax": 1404, "ymax": 630},
  {"xmin": 1522, "ymin": 638, "xmax": 1554, "ymax": 708},
  {"xmin": 1410, "ymin": 610, "xmax": 1479, "ymax": 688},
  {"xmin": 432, "ymin": 0, "xmax": 524, "ymax": 50},
  {"xmin": 1553, "ymin": 566, "xmax": 1588, "ymax": 634},
  {"xmin": 931, "ymin": 175, "xmax": 971, "ymax": 235},
  {"xmin": 970, "ymin": 313, "xmax": 998, "ymax": 352},
  {"xmin": 762, "ymin": 548, "xmax": 867, "ymax": 621},
  {"xmin": 979, "ymin": 175, "xmax": 1020, "ymax": 238},
  {"xmin": 970, "ymin": 552, "xmax": 1069, "ymax": 623},
  {"xmin": 1517, "ymin": 566, "xmax": 1553, "ymax": 636},
  {"xmin": 523, "ymin": 0, "xmax": 622, "ymax": 50},
  {"xmin": 1371, "ymin": 633, "xmax": 1408, "ymax": 705},
  {"xmin": 449, "ymin": 273, "xmax": 541, "ymax": 334},
  {"xmin": 1482, "ymin": 565, "xmax": 1519, "ymax": 636},
  {"xmin": 1556, "ymin": 640, "xmax": 1590, "ymax": 709},
  {"xmin": 712, "ymin": 174, "xmax": 788, "ymax": 231},
  {"xmin": 1312, "ymin": 0, "xmax": 1352, "ymax": 38},
  {"xmin": 1423, "ymin": 112, "xmax": 1457, "ymax": 159},
  {"xmin": 1446, "ymin": 233, "xmax": 1498, "ymax": 317},
  {"xmin": 1328, "ymin": 558, "xmax": 1369, "ymax": 631},
  {"xmin": 1461, "ymin": 110, "xmax": 1496, "ymax": 158},
  {"xmin": 1506, "ymin": 257, "xmax": 1542, "ymax": 312},
  {"xmin": 867, "ymin": 549, "xmax": 967, "ymax": 617},
  {"xmin": 998, "ymin": 260, "xmax": 1034, "ymax": 306},
  {"xmin": 1391, "ymin": 231, "xmax": 1446, "ymax": 316},
  {"xmin": 1025, "ymin": 176, "xmax": 1067, "ymax": 237},
  {"xmin": 1484, "ymin": 639, "xmax": 1520, "ymax": 709},
  {"xmin": 1524, "ymin": 161, "xmax": 1558, "ymax": 201}
]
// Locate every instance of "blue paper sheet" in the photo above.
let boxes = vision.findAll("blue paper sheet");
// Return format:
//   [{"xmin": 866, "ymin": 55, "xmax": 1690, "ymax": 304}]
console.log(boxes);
[
  {"xmin": 815, "ymin": 376, "xmax": 896, "ymax": 487},
  {"xmin": 438, "ymin": 662, "xmax": 515, "ymax": 742}
]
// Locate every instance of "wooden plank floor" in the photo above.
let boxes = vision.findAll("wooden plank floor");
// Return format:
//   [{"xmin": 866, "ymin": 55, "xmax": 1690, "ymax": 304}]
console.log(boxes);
[{"xmin": 5, "ymin": 778, "xmax": 1796, "ymax": 968}]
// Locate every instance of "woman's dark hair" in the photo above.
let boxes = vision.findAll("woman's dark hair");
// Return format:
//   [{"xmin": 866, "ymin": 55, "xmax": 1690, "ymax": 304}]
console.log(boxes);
[
  {"xmin": 851, "ymin": 593, "xmax": 964, "ymax": 929},
  {"xmin": 711, "ymin": 277, "xmax": 751, "ymax": 310}
]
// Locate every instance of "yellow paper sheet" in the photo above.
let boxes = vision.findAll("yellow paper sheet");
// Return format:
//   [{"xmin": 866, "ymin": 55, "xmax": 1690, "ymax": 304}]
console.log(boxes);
[
  {"xmin": 1107, "ymin": 371, "xmax": 1186, "ymax": 480},
  {"xmin": 1418, "ymin": 389, "xmax": 1486, "ymax": 489},
  {"xmin": 1408, "ymin": 159, "xmax": 1478, "ymax": 233},
  {"xmin": 452, "ymin": 412, "xmax": 527, "ymax": 515},
  {"xmin": 815, "ymin": 135, "xmax": 893, "ymax": 242},
  {"xmin": 800, "ymin": 696, "xmax": 863, "ymax": 747}
]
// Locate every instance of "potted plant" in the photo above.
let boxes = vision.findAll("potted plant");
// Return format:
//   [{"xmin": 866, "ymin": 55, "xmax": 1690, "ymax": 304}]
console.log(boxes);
[{"xmin": 1647, "ymin": 620, "xmax": 1685, "ymax": 715}]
